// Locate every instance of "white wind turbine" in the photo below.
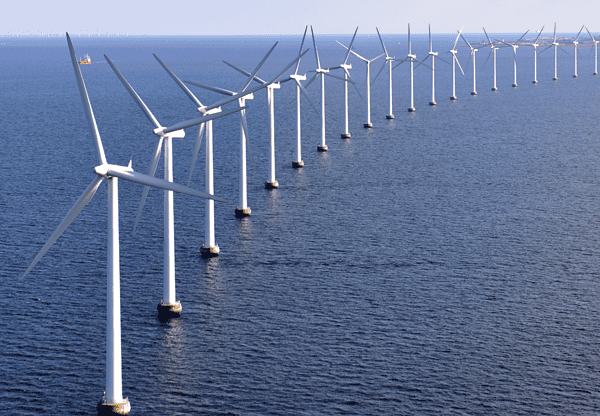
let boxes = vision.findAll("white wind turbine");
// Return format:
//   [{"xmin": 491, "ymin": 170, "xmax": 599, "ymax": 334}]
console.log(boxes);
[
  {"xmin": 306, "ymin": 26, "xmax": 349, "ymax": 151},
  {"xmin": 405, "ymin": 24, "xmax": 419, "ymax": 111},
  {"xmin": 572, "ymin": 25, "xmax": 585, "ymax": 78},
  {"xmin": 370, "ymin": 27, "xmax": 399, "ymax": 117},
  {"xmin": 187, "ymin": 42, "xmax": 284, "ymax": 191},
  {"xmin": 482, "ymin": 27, "xmax": 500, "ymax": 91},
  {"xmin": 331, "ymin": 26, "xmax": 363, "ymax": 136},
  {"xmin": 337, "ymin": 38, "xmax": 386, "ymax": 127},
  {"xmin": 155, "ymin": 50, "xmax": 301, "ymax": 256},
  {"xmin": 419, "ymin": 24, "xmax": 451, "ymax": 105},
  {"xmin": 460, "ymin": 32, "xmax": 479, "ymax": 96},
  {"xmin": 224, "ymin": 30, "xmax": 319, "ymax": 168},
  {"xmin": 497, "ymin": 30, "xmax": 530, "ymax": 88},
  {"xmin": 447, "ymin": 27, "xmax": 465, "ymax": 100},
  {"xmin": 104, "ymin": 56, "xmax": 244, "ymax": 316},
  {"xmin": 586, "ymin": 26, "xmax": 599, "ymax": 75},
  {"xmin": 527, "ymin": 26, "xmax": 545, "ymax": 84},
  {"xmin": 20, "ymin": 33, "xmax": 226, "ymax": 414},
  {"xmin": 538, "ymin": 23, "xmax": 561, "ymax": 81}
]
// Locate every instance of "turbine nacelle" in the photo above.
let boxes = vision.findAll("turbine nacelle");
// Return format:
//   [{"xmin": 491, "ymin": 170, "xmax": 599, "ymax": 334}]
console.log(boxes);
[
  {"xmin": 407, "ymin": 54, "xmax": 417, "ymax": 59},
  {"xmin": 152, "ymin": 127, "xmax": 185, "ymax": 138},
  {"xmin": 316, "ymin": 68, "xmax": 330, "ymax": 74},
  {"xmin": 340, "ymin": 63, "xmax": 352, "ymax": 69},
  {"xmin": 94, "ymin": 164, "xmax": 133, "ymax": 177},
  {"xmin": 289, "ymin": 74, "xmax": 307, "ymax": 81},
  {"xmin": 429, "ymin": 51, "xmax": 438, "ymax": 56}
]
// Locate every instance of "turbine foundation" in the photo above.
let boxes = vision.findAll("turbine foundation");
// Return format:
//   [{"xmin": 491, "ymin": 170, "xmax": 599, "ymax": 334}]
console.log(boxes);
[
  {"xmin": 341, "ymin": 133, "xmax": 351, "ymax": 138},
  {"xmin": 594, "ymin": 72, "xmax": 598, "ymax": 76},
  {"xmin": 201, "ymin": 245, "xmax": 220, "ymax": 258},
  {"xmin": 292, "ymin": 160, "xmax": 304, "ymax": 168},
  {"xmin": 407, "ymin": 107, "xmax": 415, "ymax": 112},
  {"xmin": 512, "ymin": 83, "xmax": 518, "ymax": 87},
  {"xmin": 363, "ymin": 123, "xmax": 373, "ymax": 128},
  {"xmin": 532, "ymin": 80, "xmax": 538, "ymax": 84},
  {"xmin": 491, "ymin": 87, "xmax": 498, "ymax": 91},
  {"xmin": 553, "ymin": 77, "xmax": 558, "ymax": 81},
  {"xmin": 573, "ymin": 74, "xmax": 578, "ymax": 78},
  {"xmin": 471, "ymin": 91, "xmax": 477, "ymax": 96},
  {"xmin": 97, "ymin": 397, "xmax": 130, "ymax": 415},
  {"xmin": 234, "ymin": 207, "xmax": 251, "ymax": 218},
  {"xmin": 265, "ymin": 181, "xmax": 279, "ymax": 189},
  {"xmin": 429, "ymin": 101, "xmax": 436, "ymax": 106},
  {"xmin": 157, "ymin": 301, "xmax": 182, "ymax": 318},
  {"xmin": 450, "ymin": 96, "xmax": 457, "ymax": 100},
  {"xmin": 317, "ymin": 145, "xmax": 328, "ymax": 152},
  {"xmin": 386, "ymin": 114, "xmax": 394, "ymax": 119}
]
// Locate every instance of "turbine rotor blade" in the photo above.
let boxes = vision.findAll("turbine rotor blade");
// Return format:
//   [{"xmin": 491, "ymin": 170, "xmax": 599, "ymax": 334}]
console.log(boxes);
[
  {"xmin": 311, "ymin": 26, "xmax": 321, "ymax": 70},
  {"xmin": 187, "ymin": 124, "xmax": 205, "ymax": 187},
  {"xmin": 304, "ymin": 72, "xmax": 319, "ymax": 89},
  {"xmin": 295, "ymin": 79, "xmax": 320, "ymax": 116},
  {"xmin": 163, "ymin": 106, "xmax": 246, "ymax": 134},
  {"xmin": 455, "ymin": 55, "xmax": 465, "ymax": 75},
  {"xmin": 515, "ymin": 30, "xmax": 529, "ymax": 44},
  {"xmin": 371, "ymin": 60, "xmax": 388, "ymax": 86},
  {"xmin": 376, "ymin": 27, "xmax": 388, "ymax": 57},
  {"xmin": 132, "ymin": 136, "xmax": 163, "ymax": 236},
  {"xmin": 534, "ymin": 26, "xmax": 545, "ymax": 43},
  {"xmin": 295, "ymin": 26, "xmax": 309, "ymax": 74},
  {"xmin": 345, "ymin": 68, "xmax": 363, "ymax": 99},
  {"xmin": 20, "ymin": 176, "xmax": 104, "ymax": 280},
  {"xmin": 453, "ymin": 27, "xmax": 464, "ymax": 50},
  {"xmin": 223, "ymin": 60, "xmax": 267, "ymax": 85},
  {"xmin": 107, "ymin": 167, "xmax": 227, "ymax": 203},
  {"xmin": 105, "ymin": 55, "xmax": 162, "ymax": 130},
  {"xmin": 345, "ymin": 26, "xmax": 359, "ymax": 64},
  {"xmin": 324, "ymin": 71, "xmax": 354, "ymax": 83},
  {"xmin": 575, "ymin": 25, "xmax": 584, "ymax": 41},
  {"xmin": 239, "ymin": 42, "xmax": 278, "ymax": 92},
  {"xmin": 153, "ymin": 53, "xmax": 204, "ymax": 110},
  {"xmin": 66, "ymin": 32, "xmax": 107, "ymax": 165}
]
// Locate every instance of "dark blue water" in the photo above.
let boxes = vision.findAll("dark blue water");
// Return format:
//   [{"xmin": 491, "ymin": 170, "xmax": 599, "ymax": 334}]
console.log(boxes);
[{"xmin": 2, "ymin": 34, "xmax": 600, "ymax": 415}]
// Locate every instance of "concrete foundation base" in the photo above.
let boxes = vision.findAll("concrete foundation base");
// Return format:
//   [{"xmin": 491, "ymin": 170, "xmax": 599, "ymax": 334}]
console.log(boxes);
[
  {"xmin": 292, "ymin": 160, "xmax": 304, "ymax": 168},
  {"xmin": 234, "ymin": 207, "xmax": 251, "ymax": 218},
  {"xmin": 532, "ymin": 80, "xmax": 538, "ymax": 84},
  {"xmin": 429, "ymin": 101, "xmax": 436, "ymax": 106},
  {"xmin": 553, "ymin": 77, "xmax": 558, "ymax": 81},
  {"xmin": 491, "ymin": 87, "xmax": 498, "ymax": 91},
  {"xmin": 471, "ymin": 91, "xmax": 477, "ymax": 95},
  {"xmin": 317, "ymin": 145, "xmax": 328, "ymax": 152},
  {"xmin": 512, "ymin": 83, "xmax": 518, "ymax": 87},
  {"xmin": 363, "ymin": 123, "xmax": 373, "ymax": 128},
  {"xmin": 573, "ymin": 74, "xmax": 578, "ymax": 78},
  {"xmin": 157, "ymin": 301, "xmax": 182, "ymax": 318},
  {"xmin": 97, "ymin": 397, "xmax": 130, "ymax": 415},
  {"xmin": 386, "ymin": 114, "xmax": 394, "ymax": 119},
  {"xmin": 201, "ymin": 245, "xmax": 220, "ymax": 258},
  {"xmin": 594, "ymin": 72, "xmax": 598, "ymax": 75},
  {"xmin": 407, "ymin": 107, "xmax": 415, "ymax": 112},
  {"xmin": 450, "ymin": 96, "xmax": 457, "ymax": 100},
  {"xmin": 341, "ymin": 132, "xmax": 351, "ymax": 138},
  {"xmin": 265, "ymin": 180, "xmax": 279, "ymax": 189}
]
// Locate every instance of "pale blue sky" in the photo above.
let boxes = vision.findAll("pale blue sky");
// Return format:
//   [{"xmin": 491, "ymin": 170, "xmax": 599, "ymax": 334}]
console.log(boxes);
[{"xmin": 5, "ymin": 0, "xmax": 599, "ymax": 35}]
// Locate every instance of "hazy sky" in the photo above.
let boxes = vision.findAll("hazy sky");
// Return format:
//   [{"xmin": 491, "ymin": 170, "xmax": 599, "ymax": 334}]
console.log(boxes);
[{"xmin": 6, "ymin": 0, "xmax": 599, "ymax": 35}]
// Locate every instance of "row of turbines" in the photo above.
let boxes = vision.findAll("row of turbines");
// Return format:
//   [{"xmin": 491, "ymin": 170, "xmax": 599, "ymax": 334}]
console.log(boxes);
[{"xmin": 20, "ymin": 24, "xmax": 598, "ymax": 413}]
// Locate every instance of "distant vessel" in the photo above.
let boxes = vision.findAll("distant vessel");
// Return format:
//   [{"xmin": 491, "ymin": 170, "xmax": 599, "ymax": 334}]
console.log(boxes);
[{"xmin": 79, "ymin": 54, "xmax": 91, "ymax": 65}]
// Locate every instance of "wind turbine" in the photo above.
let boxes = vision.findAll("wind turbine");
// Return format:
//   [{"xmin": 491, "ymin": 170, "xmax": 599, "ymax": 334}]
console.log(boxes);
[
  {"xmin": 539, "ymin": 23, "xmax": 561, "ymax": 81},
  {"xmin": 460, "ymin": 32, "xmax": 479, "ymax": 95},
  {"xmin": 337, "ymin": 38, "xmax": 386, "ymax": 127},
  {"xmin": 572, "ymin": 25, "xmax": 585, "ymax": 78},
  {"xmin": 331, "ymin": 26, "xmax": 362, "ymax": 136},
  {"xmin": 406, "ymin": 24, "xmax": 418, "ymax": 111},
  {"xmin": 527, "ymin": 26, "xmax": 545, "ymax": 84},
  {"xmin": 447, "ymin": 27, "xmax": 465, "ymax": 100},
  {"xmin": 371, "ymin": 27, "xmax": 399, "ymax": 117},
  {"xmin": 192, "ymin": 42, "xmax": 284, "ymax": 190},
  {"xmin": 482, "ymin": 27, "xmax": 500, "ymax": 91},
  {"xmin": 104, "ymin": 55, "xmax": 244, "ymax": 316},
  {"xmin": 419, "ymin": 24, "xmax": 450, "ymax": 105},
  {"xmin": 586, "ymin": 26, "xmax": 599, "ymax": 75},
  {"xmin": 306, "ymin": 26, "xmax": 349, "ymax": 150},
  {"xmin": 497, "ymin": 30, "xmax": 530, "ymax": 87},
  {"xmin": 20, "ymin": 33, "xmax": 226, "ymax": 414}
]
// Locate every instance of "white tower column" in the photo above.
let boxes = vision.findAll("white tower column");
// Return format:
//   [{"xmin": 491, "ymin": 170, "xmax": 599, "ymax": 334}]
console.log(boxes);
[
  {"xmin": 471, "ymin": 51, "xmax": 477, "ymax": 95},
  {"xmin": 512, "ymin": 51, "xmax": 518, "ymax": 87},
  {"xmin": 408, "ymin": 57, "xmax": 415, "ymax": 111},
  {"xmin": 532, "ymin": 47, "xmax": 538, "ymax": 84},
  {"xmin": 291, "ymin": 74, "xmax": 306, "ymax": 166},
  {"xmin": 265, "ymin": 84, "xmax": 280, "ymax": 189},
  {"xmin": 317, "ymin": 72, "xmax": 328, "ymax": 151},
  {"xmin": 553, "ymin": 45, "xmax": 558, "ymax": 80},
  {"xmin": 429, "ymin": 54, "xmax": 437, "ymax": 105},
  {"xmin": 201, "ymin": 119, "xmax": 219, "ymax": 257},
  {"xmin": 594, "ymin": 43, "xmax": 598, "ymax": 75},
  {"xmin": 492, "ymin": 49, "xmax": 498, "ymax": 90},
  {"xmin": 340, "ymin": 64, "xmax": 353, "ymax": 135},
  {"xmin": 573, "ymin": 44, "xmax": 579, "ymax": 78},
  {"xmin": 451, "ymin": 53, "xmax": 457, "ymax": 100},
  {"xmin": 99, "ymin": 176, "xmax": 130, "ymax": 414},
  {"xmin": 387, "ymin": 60, "xmax": 395, "ymax": 117},
  {"xmin": 364, "ymin": 62, "xmax": 373, "ymax": 127}
]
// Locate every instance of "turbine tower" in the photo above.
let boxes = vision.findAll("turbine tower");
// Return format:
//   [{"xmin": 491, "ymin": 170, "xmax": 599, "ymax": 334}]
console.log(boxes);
[
  {"xmin": 419, "ymin": 24, "xmax": 449, "ymax": 105},
  {"xmin": 104, "ymin": 55, "xmax": 244, "ymax": 316},
  {"xmin": 460, "ymin": 32, "xmax": 479, "ymax": 95},
  {"xmin": 572, "ymin": 25, "xmax": 584, "ymax": 78},
  {"xmin": 20, "ymin": 33, "xmax": 226, "ymax": 415},
  {"xmin": 586, "ymin": 26, "xmax": 599, "ymax": 75},
  {"xmin": 338, "ymin": 38, "xmax": 386, "ymax": 127},
  {"xmin": 528, "ymin": 26, "xmax": 545, "ymax": 84},
  {"xmin": 498, "ymin": 30, "xmax": 529, "ymax": 88},
  {"xmin": 447, "ymin": 27, "xmax": 465, "ymax": 100},
  {"xmin": 332, "ymin": 27, "xmax": 362, "ymax": 136},
  {"xmin": 482, "ymin": 27, "xmax": 499, "ymax": 91},
  {"xmin": 373, "ymin": 27, "xmax": 399, "ymax": 117}
]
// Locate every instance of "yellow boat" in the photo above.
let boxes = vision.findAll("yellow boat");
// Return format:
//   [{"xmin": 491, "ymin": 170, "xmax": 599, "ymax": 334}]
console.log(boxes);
[{"xmin": 79, "ymin": 54, "xmax": 91, "ymax": 65}]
